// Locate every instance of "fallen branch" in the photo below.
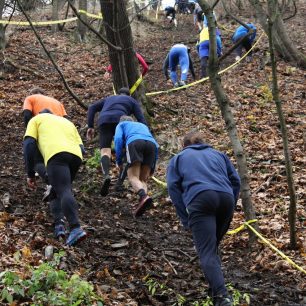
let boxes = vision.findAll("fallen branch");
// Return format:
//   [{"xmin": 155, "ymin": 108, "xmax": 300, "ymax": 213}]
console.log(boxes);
[
  {"xmin": 162, "ymin": 254, "xmax": 178, "ymax": 275},
  {"xmin": 4, "ymin": 57, "xmax": 45, "ymax": 78}
]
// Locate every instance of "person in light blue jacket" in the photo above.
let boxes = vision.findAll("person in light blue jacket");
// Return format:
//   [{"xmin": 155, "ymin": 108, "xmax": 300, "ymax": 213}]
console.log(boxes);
[
  {"xmin": 231, "ymin": 23, "xmax": 256, "ymax": 60},
  {"xmin": 166, "ymin": 131, "xmax": 240, "ymax": 306},
  {"xmin": 114, "ymin": 116, "xmax": 158, "ymax": 217}
]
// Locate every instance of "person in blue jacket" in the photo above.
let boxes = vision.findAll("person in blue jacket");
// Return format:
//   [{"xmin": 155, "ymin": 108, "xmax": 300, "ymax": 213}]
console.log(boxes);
[
  {"xmin": 163, "ymin": 43, "xmax": 196, "ymax": 87},
  {"xmin": 231, "ymin": 23, "xmax": 256, "ymax": 61},
  {"xmin": 197, "ymin": 27, "xmax": 222, "ymax": 78},
  {"xmin": 166, "ymin": 131, "xmax": 241, "ymax": 306},
  {"xmin": 114, "ymin": 116, "xmax": 158, "ymax": 217},
  {"xmin": 86, "ymin": 88, "xmax": 147, "ymax": 196}
]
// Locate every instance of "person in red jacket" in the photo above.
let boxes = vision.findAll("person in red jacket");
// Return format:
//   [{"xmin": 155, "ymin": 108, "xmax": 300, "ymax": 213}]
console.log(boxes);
[{"xmin": 104, "ymin": 52, "xmax": 149, "ymax": 79}]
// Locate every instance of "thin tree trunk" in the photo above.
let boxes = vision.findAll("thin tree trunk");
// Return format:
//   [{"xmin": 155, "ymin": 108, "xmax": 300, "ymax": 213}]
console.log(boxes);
[
  {"xmin": 77, "ymin": 0, "xmax": 87, "ymax": 42},
  {"xmin": 52, "ymin": 0, "xmax": 59, "ymax": 32},
  {"xmin": 199, "ymin": 1, "xmax": 258, "ymax": 239},
  {"xmin": 0, "ymin": 0, "xmax": 5, "ymax": 50},
  {"xmin": 267, "ymin": 0, "xmax": 297, "ymax": 249},
  {"xmin": 249, "ymin": 0, "xmax": 306, "ymax": 68}
]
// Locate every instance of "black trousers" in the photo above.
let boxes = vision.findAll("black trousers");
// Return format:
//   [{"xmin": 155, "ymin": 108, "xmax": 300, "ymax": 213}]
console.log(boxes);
[
  {"xmin": 187, "ymin": 190, "xmax": 235, "ymax": 297},
  {"xmin": 47, "ymin": 152, "xmax": 82, "ymax": 228}
]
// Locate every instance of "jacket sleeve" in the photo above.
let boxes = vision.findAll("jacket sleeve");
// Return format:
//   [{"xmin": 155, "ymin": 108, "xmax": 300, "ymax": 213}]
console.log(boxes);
[
  {"xmin": 132, "ymin": 100, "xmax": 147, "ymax": 125},
  {"xmin": 23, "ymin": 109, "xmax": 33, "ymax": 127},
  {"xmin": 23, "ymin": 136, "xmax": 38, "ymax": 178},
  {"xmin": 162, "ymin": 53, "xmax": 170, "ymax": 80},
  {"xmin": 217, "ymin": 36, "xmax": 222, "ymax": 57},
  {"xmin": 166, "ymin": 157, "xmax": 189, "ymax": 228},
  {"xmin": 188, "ymin": 54, "xmax": 196, "ymax": 79},
  {"xmin": 136, "ymin": 53, "xmax": 149, "ymax": 77},
  {"xmin": 114, "ymin": 124, "xmax": 124, "ymax": 166},
  {"xmin": 223, "ymin": 153, "xmax": 241, "ymax": 204},
  {"xmin": 87, "ymin": 99, "xmax": 104, "ymax": 128}
]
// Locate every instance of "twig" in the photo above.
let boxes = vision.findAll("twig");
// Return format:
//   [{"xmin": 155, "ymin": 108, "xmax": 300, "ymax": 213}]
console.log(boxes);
[
  {"xmin": 16, "ymin": 0, "xmax": 88, "ymax": 110},
  {"xmin": 162, "ymin": 253, "xmax": 178, "ymax": 275}
]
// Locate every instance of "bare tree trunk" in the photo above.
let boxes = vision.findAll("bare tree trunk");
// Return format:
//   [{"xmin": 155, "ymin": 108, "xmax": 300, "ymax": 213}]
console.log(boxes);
[
  {"xmin": 249, "ymin": 0, "xmax": 306, "ymax": 68},
  {"xmin": 52, "ymin": 0, "xmax": 59, "ymax": 32},
  {"xmin": 77, "ymin": 0, "xmax": 87, "ymax": 42},
  {"xmin": 267, "ymin": 0, "xmax": 297, "ymax": 249},
  {"xmin": 199, "ymin": 1, "xmax": 257, "ymax": 238},
  {"xmin": 99, "ymin": 0, "xmax": 153, "ymax": 118}
]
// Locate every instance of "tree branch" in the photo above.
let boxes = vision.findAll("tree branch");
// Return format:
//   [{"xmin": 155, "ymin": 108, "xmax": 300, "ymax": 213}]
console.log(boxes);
[
  {"xmin": 16, "ymin": 0, "xmax": 88, "ymax": 110},
  {"xmin": 67, "ymin": 0, "xmax": 121, "ymax": 51}
]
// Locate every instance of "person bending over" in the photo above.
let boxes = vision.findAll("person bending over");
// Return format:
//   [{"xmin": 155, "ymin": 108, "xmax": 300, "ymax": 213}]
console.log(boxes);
[
  {"xmin": 86, "ymin": 88, "xmax": 147, "ymax": 196},
  {"xmin": 167, "ymin": 131, "xmax": 241, "ymax": 306},
  {"xmin": 23, "ymin": 111, "xmax": 86, "ymax": 246},
  {"xmin": 114, "ymin": 116, "xmax": 158, "ymax": 217},
  {"xmin": 163, "ymin": 43, "xmax": 195, "ymax": 87}
]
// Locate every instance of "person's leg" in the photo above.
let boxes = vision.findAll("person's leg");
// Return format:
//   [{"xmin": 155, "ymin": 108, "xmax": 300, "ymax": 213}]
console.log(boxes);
[
  {"xmin": 99, "ymin": 123, "xmax": 117, "ymax": 196},
  {"xmin": 179, "ymin": 49, "xmax": 189, "ymax": 82},
  {"xmin": 139, "ymin": 164, "xmax": 151, "ymax": 193},
  {"xmin": 200, "ymin": 56, "xmax": 208, "ymax": 78},
  {"xmin": 127, "ymin": 162, "xmax": 142, "ymax": 193},
  {"xmin": 169, "ymin": 49, "xmax": 179, "ymax": 85},
  {"xmin": 188, "ymin": 190, "xmax": 228, "ymax": 298}
]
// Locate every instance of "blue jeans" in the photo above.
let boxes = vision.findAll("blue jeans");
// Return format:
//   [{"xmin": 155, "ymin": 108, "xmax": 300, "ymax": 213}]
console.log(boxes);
[
  {"xmin": 187, "ymin": 190, "xmax": 235, "ymax": 297},
  {"xmin": 169, "ymin": 46, "xmax": 189, "ymax": 84}
]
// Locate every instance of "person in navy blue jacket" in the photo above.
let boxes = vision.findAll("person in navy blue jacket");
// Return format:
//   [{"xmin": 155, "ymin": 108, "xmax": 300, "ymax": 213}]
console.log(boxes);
[
  {"xmin": 86, "ymin": 88, "xmax": 147, "ymax": 196},
  {"xmin": 114, "ymin": 116, "xmax": 158, "ymax": 217},
  {"xmin": 166, "ymin": 131, "xmax": 240, "ymax": 306},
  {"xmin": 231, "ymin": 23, "xmax": 256, "ymax": 61}
]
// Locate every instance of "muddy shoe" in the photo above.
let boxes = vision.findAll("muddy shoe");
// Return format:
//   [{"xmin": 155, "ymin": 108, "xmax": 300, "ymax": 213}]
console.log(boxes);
[
  {"xmin": 114, "ymin": 180, "xmax": 126, "ymax": 192},
  {"xmin": 100, "ymin": 175, "xmax": 111, "ymax": 196},
  {"xmin": 66, "ymin": 227, "xmax": 87, "ymax": 246},
  {"xmin": 134, "ymin": 195, "xmax": 153, "ymax": 218},
  {"xmin": 213, "ymin": 295, "xmax": 233, "ymax": 306},
  {"xmin": 54, "ymin": 224, "xmax": 66, "ymax": 239},
  {"xmin": 42, "ymin": 185, "xmax": 56, "ymax": 202}
]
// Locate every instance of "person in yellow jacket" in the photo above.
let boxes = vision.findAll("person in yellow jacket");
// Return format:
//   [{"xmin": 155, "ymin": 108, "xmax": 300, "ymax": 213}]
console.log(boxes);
[
  {"xmin": 23, "ymin": 109, "xmax": 86, "ymax": 246},
  {"xmin": 197, "ymin": 27, "xmax": 222, "ymax": 78}
]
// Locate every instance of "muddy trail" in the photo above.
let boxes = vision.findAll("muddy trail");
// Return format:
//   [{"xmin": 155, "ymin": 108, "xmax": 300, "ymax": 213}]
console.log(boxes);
[{"xmin": 0, "ymin": 6, "xmax": 305, "ymax": 306}]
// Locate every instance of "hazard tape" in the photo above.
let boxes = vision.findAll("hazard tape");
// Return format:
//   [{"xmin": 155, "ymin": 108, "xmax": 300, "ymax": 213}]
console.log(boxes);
[
  {"xmin": 0, "ymin": 9, "xmax": 102, "ymax": 25},
  {"xmin": 227, "ymin": 219, "xmax": 306, "ymax": 275},
  {"xmin": 130, "ymin": 75, "xmax": 143, "ymax": 94},
  {"xmin": 146, "ymin": 32, "xmax": 265, "ymax": 96}
]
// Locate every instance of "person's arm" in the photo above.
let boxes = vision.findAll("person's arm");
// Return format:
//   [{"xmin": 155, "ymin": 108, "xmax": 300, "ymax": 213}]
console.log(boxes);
[
  {"xmin": 87, "ymin": 99, "xmax": 104, "ymax": 128},
  {"xmin": 162, "ymin": 53, "xmax": 170, "ymax": 80},
  {"xmin": 136, "ymin": 53, "xmax": 149, "ymax": 77},
  {"xmin": 223, "ymin": 153, "xmax": 241, "ymax": 204},
  {"xmin": 188, "ymin": 54, "xmax": 196, "ymax": 80},
  {"xmin": 132, "ymin": 100, "xmax": 147, "ymax": 125},
  {"xmin": 166, "ymin": 157, "xmax": 189, "ymax": 228},
  {"xmin": 114, "ymin": 124, "xmax": 124, "ymax": 166},
  {"xmin": 23, "ymin": 110, "xmax": 33, "ymax": 127},
  {"xmin": 23, "ymin": 136, "xmax": 38, "ymax": 179}
]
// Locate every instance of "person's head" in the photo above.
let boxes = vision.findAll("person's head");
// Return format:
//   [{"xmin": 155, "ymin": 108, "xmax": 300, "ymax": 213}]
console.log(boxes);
[
  {"xmin": 120, "ymin": 115, "xmax": 134, "ymax": 122},
  {"xmin": 183, "ymin": 130, "xmax": 205, "ymax": 147},
  {"xmin": 118, "ymin": 87, "xmax": 130, "ymax": 96},
  {"xmin": 39, "ymin": 108, "xmax": 53, "ymax": 114},
  {"xmin": 29, "ymin": 87, "xmax": 45, "ymax": 95}
]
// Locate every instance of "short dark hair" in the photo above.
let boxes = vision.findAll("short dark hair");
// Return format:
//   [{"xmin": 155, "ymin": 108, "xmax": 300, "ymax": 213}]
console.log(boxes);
[
  {"xmin": 30, "ymin": 87, "xmax": 45, "ymax": 95},
  {"xmin": 183, "ymin": 131, "xmax": 205, "ymax": 147},
  {"xmin": 118, "ymin": 87, "xmax": 130, "ymax": 96},
  {"xmin": 39, "ymin": 108, "xmax": 53, "ymax": 114},
  {"xmin": 120, "ymin": 115, "xmax": 134, "ymax": 122}
]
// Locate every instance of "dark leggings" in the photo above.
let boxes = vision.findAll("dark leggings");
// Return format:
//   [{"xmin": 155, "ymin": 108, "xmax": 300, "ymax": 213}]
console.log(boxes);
[
  {"xmin": 236, "ymin": 37, "xmax": 252, "ymax": 57},
  {"xmin": 47, "ymin": 152, "xmax": 82, "ymax": 228},
  {"xmin": 187, "ymin": 190, "xmax": 235, "ymax": 297}
]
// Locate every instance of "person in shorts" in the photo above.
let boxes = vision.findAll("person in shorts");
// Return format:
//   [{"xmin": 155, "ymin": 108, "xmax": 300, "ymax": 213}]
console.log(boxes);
[
  {"xmin": 114, "ymin": 116, "xmax": 158, "ymax": 217},
  {"xmin": 87, "ymin": 88, "xmax": 147, "ymax": 196}
]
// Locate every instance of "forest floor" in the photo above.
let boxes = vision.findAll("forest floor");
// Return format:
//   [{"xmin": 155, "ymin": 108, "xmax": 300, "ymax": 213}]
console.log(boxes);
[{"xmin": 0, "ymin": 3, "xmax": 305, "ymax": 306}]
